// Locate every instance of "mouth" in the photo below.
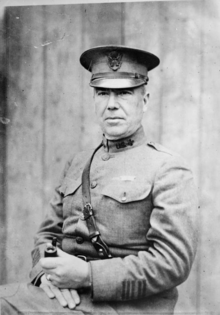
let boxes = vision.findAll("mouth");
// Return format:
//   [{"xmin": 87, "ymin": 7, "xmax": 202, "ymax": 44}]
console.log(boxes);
[
  {"xmin": 105, "ymin": 117, "xmax": 124, "ymax": 120},
  {"xmin": 105, "ymin": 117, "xmax": 124, "ymax": 126}
]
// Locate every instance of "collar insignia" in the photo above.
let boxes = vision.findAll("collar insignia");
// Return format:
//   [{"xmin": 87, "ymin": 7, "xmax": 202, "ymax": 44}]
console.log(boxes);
[
  {"xmin": 107, "ymin": 51, "xmax": 123, "ymax": 71},
  {"xmin": 116, "ymin": 139, "xmax": 134, "ymax": 149}
]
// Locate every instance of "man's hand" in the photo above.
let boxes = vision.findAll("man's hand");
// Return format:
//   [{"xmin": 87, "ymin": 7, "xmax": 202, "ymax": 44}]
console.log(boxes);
[
  {"xmin": 40, "ymin": 248, "xmax": 91, "ymax": 289},
  {"xmin": 40, "ymin": 274, "xmax": 80, "ymax": 310}
]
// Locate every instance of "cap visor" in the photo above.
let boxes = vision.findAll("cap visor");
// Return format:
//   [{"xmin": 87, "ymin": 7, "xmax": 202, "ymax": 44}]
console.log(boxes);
[{"xmin": 90, "ymin": 78, "xmax": 146, "ymax": 89}]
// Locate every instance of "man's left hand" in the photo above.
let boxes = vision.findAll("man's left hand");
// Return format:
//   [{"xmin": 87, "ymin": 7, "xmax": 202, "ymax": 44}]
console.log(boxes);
[{"xmin": 40, "ymin": 248, "xmax": 91, "ymax": 289}]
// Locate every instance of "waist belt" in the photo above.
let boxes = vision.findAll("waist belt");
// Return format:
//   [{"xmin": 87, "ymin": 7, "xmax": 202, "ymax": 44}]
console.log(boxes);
[{"xmin": 81, "ymin": 143, "xmax": 112, "ymax": 259}]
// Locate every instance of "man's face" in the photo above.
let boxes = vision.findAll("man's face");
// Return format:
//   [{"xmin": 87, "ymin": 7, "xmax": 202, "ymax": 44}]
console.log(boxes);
[{"xmin": 94, "ymin": 86, "xmax": 149, "ymax": 140}]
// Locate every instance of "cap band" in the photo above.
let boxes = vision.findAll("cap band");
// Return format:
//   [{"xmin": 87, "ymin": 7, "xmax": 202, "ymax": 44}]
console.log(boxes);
[{"xmin": 91, "ymin": 72, "xmax": 149, "ymax": 84}]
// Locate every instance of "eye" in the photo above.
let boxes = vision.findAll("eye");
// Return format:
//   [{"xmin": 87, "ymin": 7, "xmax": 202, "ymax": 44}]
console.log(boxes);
[
  {"xmin": 96, "ymin": 90, "xmax": 109, "ymax": 97},
  {"xmin": 118, "ymin": 90, "xmax": 133, "ymax": 97}
]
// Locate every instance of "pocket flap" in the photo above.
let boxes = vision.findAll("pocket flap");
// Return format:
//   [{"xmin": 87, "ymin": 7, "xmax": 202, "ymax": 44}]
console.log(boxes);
[
  {"xmin": 102, "ymin": 179, "xmax": 152, "ymax": 203},
  {"xmin": 59, "ymin": 177, "xmax": 82, "ymax": 196}
]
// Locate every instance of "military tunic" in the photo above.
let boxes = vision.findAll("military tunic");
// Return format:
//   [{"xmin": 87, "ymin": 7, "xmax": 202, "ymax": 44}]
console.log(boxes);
[{"xmin": 1, "ymin": 126, "xmax": 198, "ymax": 314}]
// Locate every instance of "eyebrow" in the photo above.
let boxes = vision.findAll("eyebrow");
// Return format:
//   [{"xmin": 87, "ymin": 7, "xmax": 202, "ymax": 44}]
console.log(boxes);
[{"xmin": 95, "ymin": 88, "xmax": 134, "ymax": 93}]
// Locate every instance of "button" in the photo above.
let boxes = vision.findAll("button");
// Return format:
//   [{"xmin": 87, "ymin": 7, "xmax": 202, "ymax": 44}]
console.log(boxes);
[
  {"xmin": 102, "ymin": 154, "xmax": 110, "ymax": 161},
  {"xmin": 91, "ymin": 181, "xmax": 97, "ymax": 189},
  {"xmin": 121, "ymin": 192, "xmax": 127, "ymax": 203},
  {"xmin": 76, "ymin": 236, "xmax": 84, "ymax": 244}
]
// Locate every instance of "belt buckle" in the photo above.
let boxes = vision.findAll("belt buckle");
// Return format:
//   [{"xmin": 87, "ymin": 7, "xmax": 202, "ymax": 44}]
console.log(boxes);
[
  {"xmin": 81, "ymin": 203, "xmax": 93, "ymax": 220},
  {"xmin": 77, "ymin": 255, "xmax": 87, "ymax": 261}
]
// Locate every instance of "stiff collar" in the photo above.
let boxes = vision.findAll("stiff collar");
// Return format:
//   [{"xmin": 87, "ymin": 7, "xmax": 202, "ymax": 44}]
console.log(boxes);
[{"xmin": 102, "ymin": 126, "xmax": 146, "ymax": 153}]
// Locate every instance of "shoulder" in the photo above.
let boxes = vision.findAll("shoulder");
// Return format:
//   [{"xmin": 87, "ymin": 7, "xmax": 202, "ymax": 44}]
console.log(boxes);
[
  {"xmin": 140, "ymin": 140, "xmax": 183, "ymax": 165},
  {"xmin": 60, "ymin": 146, "xmax": 98, "ymax": 181},
  {"xmin": 144, "ymin": 140, "xmax": 192, "ymax": 175},
  {"xmin": 67, "ymin": 147, "xmax": 96, "ymax": 169},
  {"xmin": 146, "ymin": 141, "xmax": 180, "ymax": 158},
  {"xmin": 67, "ymin": 148, "xmax": 95, "ymax": 166}
]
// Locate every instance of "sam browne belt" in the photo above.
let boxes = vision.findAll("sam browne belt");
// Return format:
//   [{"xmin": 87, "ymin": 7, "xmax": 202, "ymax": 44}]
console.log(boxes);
[{"xmin": 81, "ymin": 143, "xmax": 112, "ymax": 259}]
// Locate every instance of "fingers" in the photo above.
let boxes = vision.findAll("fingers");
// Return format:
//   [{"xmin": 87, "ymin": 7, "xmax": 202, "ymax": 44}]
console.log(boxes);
[
  {"xmin": 40, "ymin": 275, "xmax": 80, "ymax": 310},
  {"xmin": 70, "ymin": 289, "xmax": 80, "ymax": 305},
  {"xmin": 40, "ymin": 275, "xmax": 65, "ymax": 306},
  {"xmin": 40, "ymin": 275, "xmax": 55, "ymax": 299},
  {"xmin": 50, "ymin": 287, "xmax": 69, "ymax": 308},
  {"xmin": 60, "ymin": 289, "xmax": 80, "ymax": 309},
  {"xmin": 40, "ymin": 274, "xmax": 52, "ymax": 286},
  {"xmin": 40, "ymin": 282, "xmax": 55, "ymax": 299}
]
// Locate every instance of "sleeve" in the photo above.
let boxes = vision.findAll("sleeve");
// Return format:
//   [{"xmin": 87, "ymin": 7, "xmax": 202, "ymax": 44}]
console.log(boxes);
[
  {"xmin": 89, "ymin": 155, "xmax": 199, "ymax": 301},
  {"xmin": 29, "ymin": 157, "xmax": 73, "ymax": 284}
]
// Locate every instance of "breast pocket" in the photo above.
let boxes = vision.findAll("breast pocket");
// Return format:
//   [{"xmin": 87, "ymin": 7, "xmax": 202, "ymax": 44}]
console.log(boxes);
[
  {"xmin": 101, "ymin": 179, "xmax": 152, "ymax": 204},
  {"xmin": 100, "ymin": 179, "xmax": 153, "ymax": 245}
]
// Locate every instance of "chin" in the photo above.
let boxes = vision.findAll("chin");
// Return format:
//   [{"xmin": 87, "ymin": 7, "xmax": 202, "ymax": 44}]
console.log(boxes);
[
  {"xmin": 104, "ymin": 129, "xmax": 130, "ymax": 140},
  {"xmin": 102, "ymin": 123, "xmax": 135, "ymax": 139}
]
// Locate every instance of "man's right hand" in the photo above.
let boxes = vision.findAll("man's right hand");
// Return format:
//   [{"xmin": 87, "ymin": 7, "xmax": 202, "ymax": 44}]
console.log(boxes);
[{"xmin": 40, "ymin": 274, "xmax": 80, "ymax": 310}]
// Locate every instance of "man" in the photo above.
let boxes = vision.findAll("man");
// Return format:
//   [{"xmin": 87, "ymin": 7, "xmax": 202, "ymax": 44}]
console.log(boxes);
[{"xmin": 0, "ymin": 45, "xmax": 198, "ymax": 314}]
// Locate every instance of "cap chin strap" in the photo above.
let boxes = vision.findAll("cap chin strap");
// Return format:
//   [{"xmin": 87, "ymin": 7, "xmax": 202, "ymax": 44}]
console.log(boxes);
[{"xmin": 91, "ymin": 71, "xmax": 149, "ymax": 85}]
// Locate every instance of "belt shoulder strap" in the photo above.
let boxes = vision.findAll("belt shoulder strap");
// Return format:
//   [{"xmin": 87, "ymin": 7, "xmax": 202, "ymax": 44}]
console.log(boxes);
[{"xmin": 81, "ymin": 143, "xmax": 112, "ymax": 259}]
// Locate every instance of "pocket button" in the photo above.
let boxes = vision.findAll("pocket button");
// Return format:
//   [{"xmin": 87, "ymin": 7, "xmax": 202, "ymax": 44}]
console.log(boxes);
[
  {"xmin": 121, "ymin": 192, "xmax": 127, "ymax": 202},
  {"xmin": 91, "ymin": 181, "xmax": 97, "ymax": 189}
]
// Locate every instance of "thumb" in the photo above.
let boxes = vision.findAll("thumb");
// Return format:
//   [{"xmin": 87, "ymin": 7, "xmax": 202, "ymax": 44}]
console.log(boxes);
[{"xmin": 56, "ymin": 247, "xmax": 70, "ymax": 258}]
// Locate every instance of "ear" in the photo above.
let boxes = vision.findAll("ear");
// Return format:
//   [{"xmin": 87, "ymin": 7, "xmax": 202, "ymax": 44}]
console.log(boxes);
[
  {"xmin": 93, "ymin": 88, "xmax": 97, "ymax": 113},
  {"xmin": 143, "ymin": 91, "xmax": 150, "ymax": 113}
]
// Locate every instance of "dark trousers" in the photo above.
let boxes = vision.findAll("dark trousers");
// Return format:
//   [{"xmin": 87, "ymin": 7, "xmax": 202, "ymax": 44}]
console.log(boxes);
[
  {"xmin": 0, "ymin": 283, "xmax": 118, "ymax": 315},
  {"xmin": 0, "ymin": 283, "xmax": 177, "ymax": 314}
]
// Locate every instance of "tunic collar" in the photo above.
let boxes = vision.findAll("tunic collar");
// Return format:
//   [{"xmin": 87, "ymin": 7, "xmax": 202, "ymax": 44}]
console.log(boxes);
[{"xmin": 102, "ymin": 126, "xmax": 146, "ymax": 153}]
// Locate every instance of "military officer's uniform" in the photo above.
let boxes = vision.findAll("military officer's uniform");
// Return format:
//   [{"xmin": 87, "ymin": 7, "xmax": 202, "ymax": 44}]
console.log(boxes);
[{"xmin": 0, "ymin": 45, "xmax": 198, "ymax": 315}]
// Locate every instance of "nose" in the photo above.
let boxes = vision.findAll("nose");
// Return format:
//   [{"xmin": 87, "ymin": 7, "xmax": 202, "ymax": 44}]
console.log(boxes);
[{"xmin": 107, "ymin": 92, "xmax": 119, "ymax": 110}]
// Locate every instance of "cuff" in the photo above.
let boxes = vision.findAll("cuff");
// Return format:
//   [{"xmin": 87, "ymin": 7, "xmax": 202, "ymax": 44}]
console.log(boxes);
[
  {"xmin": 90, "ymin": 257, "xmax": 124, "ymax": 301},
  {"xmin": 29, "ymin": 244, "xmax": 46, "ymax": 284},
  {"xmin": 33, "ymin": 271, "xmax": 44, "ymax": 286}
]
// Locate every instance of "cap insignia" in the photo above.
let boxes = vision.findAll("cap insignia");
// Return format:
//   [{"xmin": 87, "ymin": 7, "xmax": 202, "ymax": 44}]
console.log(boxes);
[{"xmin": 107, "ymin": 51, "xmax": 123, "ymax": 71}]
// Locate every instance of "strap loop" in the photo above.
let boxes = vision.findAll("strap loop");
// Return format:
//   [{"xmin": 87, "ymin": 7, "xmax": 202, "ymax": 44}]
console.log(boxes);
[{"xmin": 90, "ymin": 231, "xmax": 100, "ymax": 239}]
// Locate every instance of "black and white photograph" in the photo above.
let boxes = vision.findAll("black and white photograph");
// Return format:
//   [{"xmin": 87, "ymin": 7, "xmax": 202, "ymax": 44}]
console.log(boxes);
[{"xmin": 0, "ymin": 0, "xmax": 219, "ymax": 314}]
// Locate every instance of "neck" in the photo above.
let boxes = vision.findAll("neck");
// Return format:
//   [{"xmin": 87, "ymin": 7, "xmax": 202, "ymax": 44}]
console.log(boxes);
[{"xmin": 102, "ymin": 126, "xmax": 146, "ymax": 153}]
